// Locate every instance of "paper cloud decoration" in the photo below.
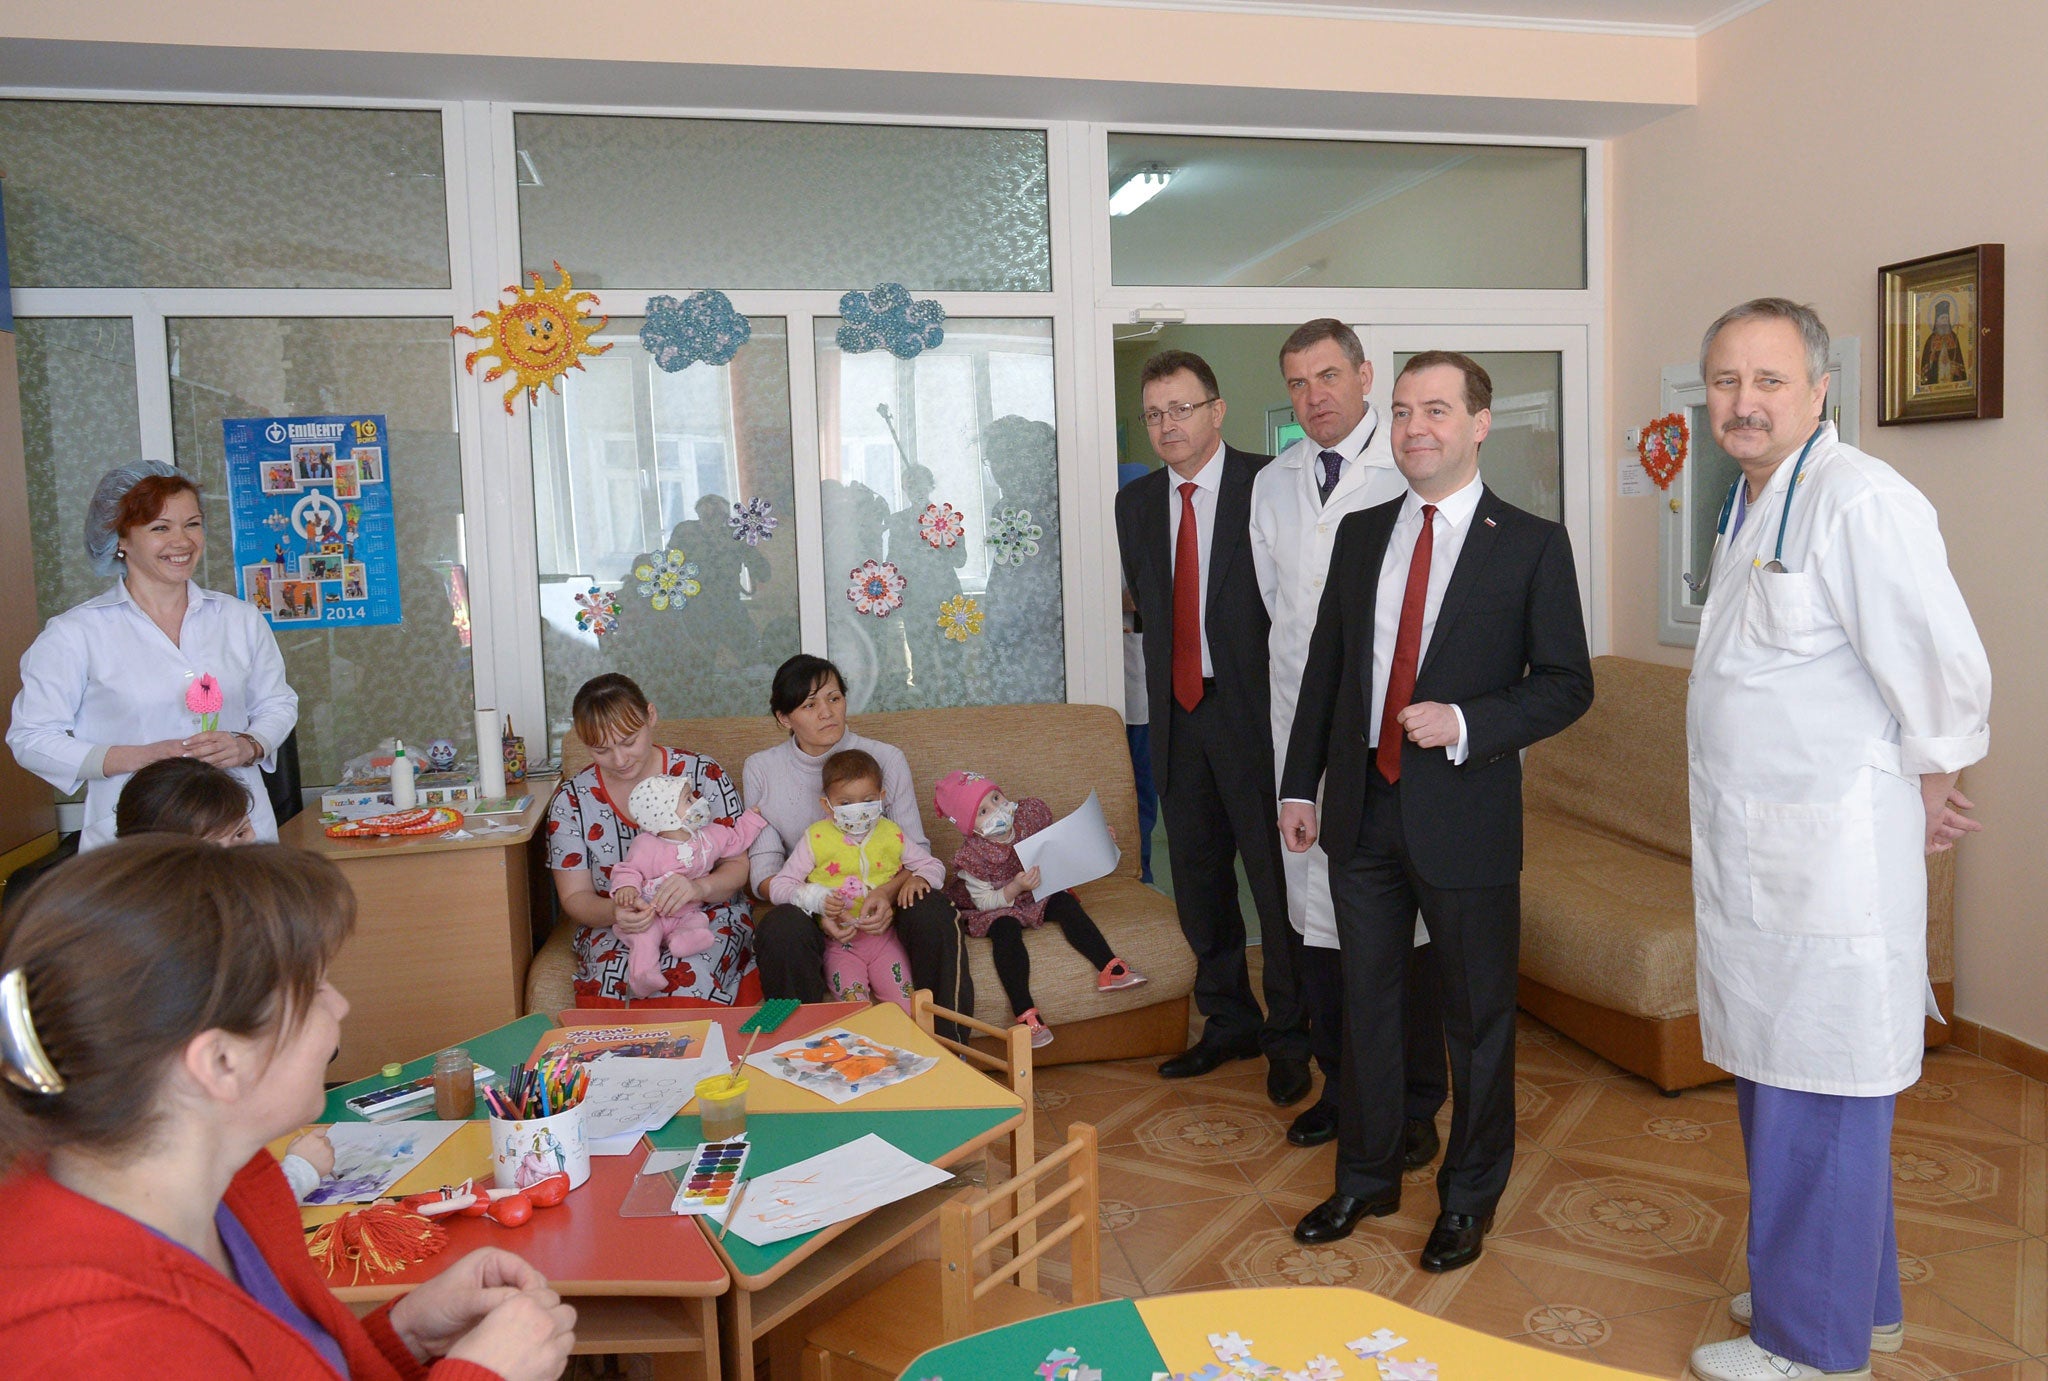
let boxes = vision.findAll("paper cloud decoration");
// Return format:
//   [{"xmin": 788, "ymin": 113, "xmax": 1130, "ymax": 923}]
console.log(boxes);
[
  {"xmin": 836, "ymin": 282, "xmax": 946, "ymax": 359},
  {"xmin": 640, "ymin": 289, "xmax": 752, "ymax": 371}
]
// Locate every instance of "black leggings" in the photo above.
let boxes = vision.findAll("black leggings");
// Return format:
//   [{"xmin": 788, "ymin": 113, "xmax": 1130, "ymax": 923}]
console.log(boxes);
[{"xmin": 985, "ymin": 892, "xmax": 1117, "ymax": 1018}]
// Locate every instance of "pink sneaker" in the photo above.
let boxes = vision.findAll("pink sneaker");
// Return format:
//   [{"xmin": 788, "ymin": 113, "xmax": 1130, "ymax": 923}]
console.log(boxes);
[
  {"xmin": 1017, "ymin": 1008, "xmax": 1055, "ymax": 1048},
  {"xmin": 1097, "ymin": 957, "xmax": 1149, "ymax": 992}
]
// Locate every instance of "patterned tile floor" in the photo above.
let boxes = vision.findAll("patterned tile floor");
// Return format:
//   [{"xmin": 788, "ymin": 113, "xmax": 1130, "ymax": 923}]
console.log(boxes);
[{"xmin": 1026, "ymin": 1004, "xmax": 2048, "ymax": 1381}]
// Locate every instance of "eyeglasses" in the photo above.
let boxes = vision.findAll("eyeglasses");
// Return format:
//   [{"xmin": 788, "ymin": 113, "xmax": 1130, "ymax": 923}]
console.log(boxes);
[{"xmin": 1142, "ymin": 398, "xmax": 1219, "ymax": 428}]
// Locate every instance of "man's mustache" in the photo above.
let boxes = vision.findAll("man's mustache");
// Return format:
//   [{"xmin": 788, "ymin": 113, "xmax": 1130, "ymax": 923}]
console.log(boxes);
[{"xmin": 1723, "ymin": 413, "xmax": 1771, "ymax": 433}]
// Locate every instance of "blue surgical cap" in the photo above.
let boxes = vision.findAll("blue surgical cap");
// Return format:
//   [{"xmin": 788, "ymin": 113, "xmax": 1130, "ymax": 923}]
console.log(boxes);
[{"xmin": 85, "ymin": 460, "xmax": 182, "ymax": 578}]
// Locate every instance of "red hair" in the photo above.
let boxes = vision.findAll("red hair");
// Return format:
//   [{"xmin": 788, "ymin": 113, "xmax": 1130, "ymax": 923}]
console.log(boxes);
[{"xmin": 112, "ymin": 473, "xmax": 203, "ymax": 540}]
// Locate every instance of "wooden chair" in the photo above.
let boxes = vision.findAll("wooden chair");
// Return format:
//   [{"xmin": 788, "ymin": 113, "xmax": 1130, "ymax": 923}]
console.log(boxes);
[
  {"xmin": 911, "ymin": 988, "xmax": 1035, "ymax": 1175},
  {"xmin": 799, "ymin": 1123, "xmax": 1100, "ymax": 1381}
]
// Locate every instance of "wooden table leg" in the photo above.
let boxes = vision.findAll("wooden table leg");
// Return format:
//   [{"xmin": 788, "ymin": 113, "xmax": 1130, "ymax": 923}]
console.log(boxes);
[{"xmin": 720, "ymin": 1287, "xmax": 756, "ymax": 1381}]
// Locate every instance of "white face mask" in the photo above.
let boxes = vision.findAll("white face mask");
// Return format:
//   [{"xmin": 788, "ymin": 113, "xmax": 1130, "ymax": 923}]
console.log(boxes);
[
  {"xmin": 680, "ymin": 795, "xmax": 715, "ymax": 832},
  {"xmin": 977, "ymin": 802, "xmax": 1018, "ymax": 839},
  {"xmin": 832, "ymin": 800, "xmax": 886, "ymax": 835}
]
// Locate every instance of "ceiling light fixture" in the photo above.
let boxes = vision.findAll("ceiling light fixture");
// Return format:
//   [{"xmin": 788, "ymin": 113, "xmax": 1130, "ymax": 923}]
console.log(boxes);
[{"xmin": 1109, "ymin": 165, "xmax": 1173, "ymax": 217}]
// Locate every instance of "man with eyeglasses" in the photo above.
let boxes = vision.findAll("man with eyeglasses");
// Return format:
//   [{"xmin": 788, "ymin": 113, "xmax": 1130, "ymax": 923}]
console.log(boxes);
[{"xmin": 1116, "ymin": 349, "xmax": 1311, "ymax": 1105}]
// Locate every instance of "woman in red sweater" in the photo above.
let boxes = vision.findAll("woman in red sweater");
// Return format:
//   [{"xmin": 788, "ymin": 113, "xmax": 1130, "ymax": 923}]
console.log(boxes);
[{"xmin": 0, "ymin": 837, "xmax": 576, "ymax": 1379}]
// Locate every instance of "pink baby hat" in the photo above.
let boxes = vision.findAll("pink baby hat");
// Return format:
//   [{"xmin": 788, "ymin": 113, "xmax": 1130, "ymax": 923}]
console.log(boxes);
[{"xmin": 932, "ymin": 769, "xmax": 1000, "ymax": 833}]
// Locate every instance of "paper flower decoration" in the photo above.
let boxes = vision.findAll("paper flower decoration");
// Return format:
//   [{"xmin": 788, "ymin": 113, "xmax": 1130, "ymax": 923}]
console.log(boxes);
[
  {"xmin": 574, "ymin": 585, "xmax": 621, "ymax": 637},
  {"xmin": 846, "ymin": 559, "xmax": 906, "ymax": 617},
  {"xmin": 836, "ymin": 282, "xmax": 946, "ymax": 359},
  {"xmin": 917, "ymin": 502, "xmax": 965, "ymax": 548},
  {"xmin": 987, "ymin": 507, "xmax": 1044, "ymax": 566},
  {"xmin": 640, "ymin": 289, "xmax": 751, "ymax": 371},
  {"xmin": 454, "ymin": 261, "xmax": 613, "ymax": 414},
  {"xmin": 633, "ymin": 549, "xmax": 702, "ymax": 612},
  {"xmin": 728, "ymin": 496, "xmax": 778, "ymax": 545},
  {"xmin": 1639, "ymin": 411, "xmax": 1689, "ymax": 490},
  {"xmin": 936, "ymin": 594, "xmax": 984, "ymax": 642},
  {"xmin": 184, "ymin": 673, "xmax": 223, "ymax": 732}
]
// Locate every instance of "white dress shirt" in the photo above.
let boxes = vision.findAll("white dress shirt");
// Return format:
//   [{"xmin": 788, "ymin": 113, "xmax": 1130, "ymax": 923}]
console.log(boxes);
[
  {"xmin": 1164, "ymin": 439, "xmax": 1225, "ymax": 678},
  {"xmin": 1366, "ymin": 473, "xmax": 1484, "ymax": 765},
  {"xmin": 1312, "ymin": 407, "xmax": 1383, "ymax": 494}
]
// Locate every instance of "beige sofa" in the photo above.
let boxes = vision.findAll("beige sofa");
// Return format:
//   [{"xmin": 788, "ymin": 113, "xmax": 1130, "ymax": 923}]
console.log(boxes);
[
  {"xmin": 524, "ymin": 703, "xmax": 1194, "ymax": 1065},
  {"xmin": 1518, "ymin": 655, "xmax": 1955, "ymax": 1092}
]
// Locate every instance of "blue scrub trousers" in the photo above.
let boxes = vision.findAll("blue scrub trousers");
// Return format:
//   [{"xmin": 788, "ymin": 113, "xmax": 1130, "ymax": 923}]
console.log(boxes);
[
  {"xmin": 1127, "ymin": 723, "xmax": 1157, "ymax": 883},
  {"xmin": 1738, "ymin": 1078, "xmax": 1903, "ymax": 1371}
]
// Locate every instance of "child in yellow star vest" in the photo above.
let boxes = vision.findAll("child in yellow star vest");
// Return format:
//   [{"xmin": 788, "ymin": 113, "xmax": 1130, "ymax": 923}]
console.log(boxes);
[{"xmin": 766, "ymin": 748, "xmax": 943, "ymax": 1013}]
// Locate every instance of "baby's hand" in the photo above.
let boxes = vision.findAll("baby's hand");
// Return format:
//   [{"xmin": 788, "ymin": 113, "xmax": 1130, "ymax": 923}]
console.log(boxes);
[
  {"xmin": 1005, "ymin": 867, "xmax": 1042, "ymax": 903},
  {"xmin": 821, "ymin": 913, "xmax": 858, "ymax": 942},
  {"xmin": 287, "ymin": 1128, "xmax": 335, "ymax": 1178}
]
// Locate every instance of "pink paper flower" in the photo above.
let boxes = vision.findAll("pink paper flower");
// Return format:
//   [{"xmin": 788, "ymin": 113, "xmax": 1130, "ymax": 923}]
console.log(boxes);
[{"xmin": 184, "ymin": 673, "xmax": 223, "ymax": 732}]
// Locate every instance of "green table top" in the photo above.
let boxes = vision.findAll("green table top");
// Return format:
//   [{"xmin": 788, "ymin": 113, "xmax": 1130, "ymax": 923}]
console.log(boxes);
[
  {"xmin": 898, "ymin": 1298, "xmax": 1166, "ymax": 1380},
  {"xmin": 323, "ymin": 1013, "xmax": 554, "ymax": 1123}
]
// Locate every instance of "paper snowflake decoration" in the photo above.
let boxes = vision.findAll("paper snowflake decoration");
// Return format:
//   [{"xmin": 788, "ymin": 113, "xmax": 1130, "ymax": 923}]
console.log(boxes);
[
  {"xmin": 936, "ymin": 594, "xmax": 984, "ymax": 642},
  {"xmin": 846, "ymin": 559, "xmax": 906, "ymax": 617},
  {"xmin": 987, "ymin": 506, "xmax": 1043, "ymax": 566},
  {"xmin": 836, "ymin": 282, "xmax": 946, "ymax": 358},
  {"xmin": 640, "ymin": 288, "xmax": 751, "ymax": 371},
  {"xmin": 633, "ymin": 548, "xmax": 702, "ymax": 612},
  {"xmin": 728, "ymin": 496, "xmax": 777, "ymax": 545},
  {"xmin": 454, "ymin": 261, "xmax": 612, "ymax": 414},
  {"xmin": 917, "ymin": 502, "xmax": 966, "ymax": 548},
  {"xmin": 1375, "ymin": 1360, "xmax": 1436, "ymax": 1381},
  {"xmin": 1346, "ymin": 1331, "xmax": 1407, "ymax": 1361},
  {"xmin": 574, "ymin": 586, "xmax": 620, "ymax": 637}
]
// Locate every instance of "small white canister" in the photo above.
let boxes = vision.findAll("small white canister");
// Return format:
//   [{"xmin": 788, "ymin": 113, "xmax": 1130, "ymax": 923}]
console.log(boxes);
[{"xmin": 488, "ymin": 1103, "xmax": 590, "ymax": 1192}]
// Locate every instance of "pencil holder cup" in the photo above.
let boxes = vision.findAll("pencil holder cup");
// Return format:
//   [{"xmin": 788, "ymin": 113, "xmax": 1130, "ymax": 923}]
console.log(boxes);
[{"xmin": 489, "ymin": 1103, "xmax": 590, "ymax": 1192}]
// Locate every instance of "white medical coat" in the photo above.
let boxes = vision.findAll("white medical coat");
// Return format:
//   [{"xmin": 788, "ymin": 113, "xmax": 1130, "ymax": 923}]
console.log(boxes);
[
  {"xmin": 9, "ymin": 581, "xmax": 299, "ymax": 849},
  {"xmin": 1688, "ymin": 424, "xmax": 1990, "ymax": 1096},
  {"xmin": 1251, "ymin": 409, "xmax": 1408, "ymax": 947}
]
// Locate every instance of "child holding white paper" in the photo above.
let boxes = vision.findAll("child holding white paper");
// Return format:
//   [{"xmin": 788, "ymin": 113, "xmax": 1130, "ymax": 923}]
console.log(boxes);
[{"xmin": 933, "ymin": 771, "xmax": 1145, "ymax": 1047}]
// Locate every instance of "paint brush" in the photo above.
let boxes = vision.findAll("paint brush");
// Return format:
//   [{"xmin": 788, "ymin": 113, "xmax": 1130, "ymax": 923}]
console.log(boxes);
[{"xmin": 717, "ymin": 1177, "xmax": 749, "ymax": 1242}]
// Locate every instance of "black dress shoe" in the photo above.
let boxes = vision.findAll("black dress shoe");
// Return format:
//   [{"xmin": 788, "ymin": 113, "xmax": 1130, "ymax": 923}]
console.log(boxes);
[
  {"xmin": 1402, "ymin": 1117, "xmax": 1441, "ymax": 1169},
  {"xmin": 1293, "ymin": 1191, "xmax": 1401, "ymax": 1244},
  {"xmin": 1419, "ymin": 1210, "xmax": 1493, "ymax": 1272},
  {"xmin": 1287, "ymin": 1099, "xmax": 1339, "ymax": 1147},
  {"xmin": 1267, "ymin": 1056, "xmax": 1312, "ymax": 1107},
  {"xmin": 1157, "ymin": 1039, "xmax": 1260, "ymax": 1080}
]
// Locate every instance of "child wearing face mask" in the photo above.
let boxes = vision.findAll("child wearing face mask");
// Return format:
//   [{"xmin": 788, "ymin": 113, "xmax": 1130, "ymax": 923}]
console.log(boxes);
[
  {"xmin": 767, "ymin": 749, "xmax": 939, "ymax": 1014},
  {"xmin": 610, "ymin": 775, "xmax": 768, "ymax": 997},
  {"xmin": 934, "ymin": 771, "xmax": 1146, "ymax": 1048}
]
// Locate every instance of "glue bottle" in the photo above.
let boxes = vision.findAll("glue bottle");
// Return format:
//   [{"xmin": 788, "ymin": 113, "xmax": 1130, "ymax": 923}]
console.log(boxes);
[{"xmin": 390, "ymin": 740, "xmax": 417, "ymax": 809}]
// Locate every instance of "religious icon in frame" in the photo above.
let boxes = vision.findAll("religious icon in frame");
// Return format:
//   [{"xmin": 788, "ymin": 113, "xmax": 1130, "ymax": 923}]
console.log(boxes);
[{"xmin": 1880, "ymin": 244, "xmax": 2002, "ymax": 424}]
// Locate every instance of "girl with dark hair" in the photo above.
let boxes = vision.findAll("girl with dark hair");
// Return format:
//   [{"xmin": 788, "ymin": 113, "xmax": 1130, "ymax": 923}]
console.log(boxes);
[{"xmin": 115, "ymin": 756, "xmax": 257, "ymax": 844}]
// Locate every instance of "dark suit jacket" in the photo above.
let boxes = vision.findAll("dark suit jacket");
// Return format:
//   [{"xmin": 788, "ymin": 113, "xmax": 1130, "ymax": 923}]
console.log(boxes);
[
  {"xmin": 1279, "ymin": 485, "xmax": 1593, "ymax": 890},
  {"xmin": 1115, "ymin": 445, "xmax": 1275, "ymax": 798}
]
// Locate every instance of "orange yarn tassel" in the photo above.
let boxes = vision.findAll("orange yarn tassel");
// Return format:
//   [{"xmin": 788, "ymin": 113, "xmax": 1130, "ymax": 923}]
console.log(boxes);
[{"xmin": 305, "ymin": 1203, "xmax": 449, "ymax": 1284}]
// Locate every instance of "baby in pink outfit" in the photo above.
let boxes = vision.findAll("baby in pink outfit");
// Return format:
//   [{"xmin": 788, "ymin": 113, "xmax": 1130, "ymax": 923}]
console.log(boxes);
[{"xmin": 610, "ymin": 775, "xmax": 766, "ymax": 998}]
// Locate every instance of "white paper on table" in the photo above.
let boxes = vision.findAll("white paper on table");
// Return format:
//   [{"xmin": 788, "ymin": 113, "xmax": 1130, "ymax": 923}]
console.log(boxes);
[
  {"xmin": 300, "ymin": 1120, "xmax": 466, "ymax": 1206},
  {"xmin": 745, "ymin": 1028, "xmax": 936, "ymax": 1105},
  {"xmin": 583, "ymin": 1024, "xmax": 729, "ymax": 1155},
  {"xmin": 1011, "ymin": 790, "xmax": 1121, "ymax": 899},
  {"xmin": 726, "ymin": 1133, "xmax": 953, "ymax": 1245}
]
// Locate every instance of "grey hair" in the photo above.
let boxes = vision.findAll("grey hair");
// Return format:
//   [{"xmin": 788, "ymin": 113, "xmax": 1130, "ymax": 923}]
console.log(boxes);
[{"xmin": 1699, "ymin": 298, "xmax": 1830, "ymax": 385}]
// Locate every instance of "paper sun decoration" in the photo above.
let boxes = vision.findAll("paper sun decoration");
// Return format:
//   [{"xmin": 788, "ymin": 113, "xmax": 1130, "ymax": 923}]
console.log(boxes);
[
  {"xmin": 728, "ymin": 497, "xmax": 778, "ymax": 545},
  {"xmin": 917, "ymin": 502, "xmax": 966, "ymax": 548},
  {"xmin": 455, "ymin": 261, "xmax": 613, "ymax": 414},
  {"xmin": 575, "ymin": 586, "xmax": 621, "ymax": 637},
  {"xmin": 641, "ymin": 289, "xmax": 751, "ymax": 371},
  {"xmin": 633, "ymin": 549, "xmax": 702, "ymax": 612},
  {"xmin": 184, "ymin": 673, "xmax": 223, "ymax": 733},
  {"xmin": 847, "ymin": 559, "xmax": 906, "ymax": 617},
  {"xmin": 936, "ymin": 594, "xmax": 984, "ymax": 642},
  {"xmin": 836, "ymin": 282, "xmax": 946, "ymax": 359},
  {"xmin": 987, "ymin": 506, "xmax": 1044, "ymax": 566}
]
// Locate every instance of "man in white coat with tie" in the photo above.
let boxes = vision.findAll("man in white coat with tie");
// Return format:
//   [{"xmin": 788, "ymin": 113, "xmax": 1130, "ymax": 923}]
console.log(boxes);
[
  {"xmin": 1684, "ymin": 299, "xmax": 1991, "ymax": 1381},
  {"xmin": 1251, "ymin": 319, "xmax": 1448, "ymax": 1155}
]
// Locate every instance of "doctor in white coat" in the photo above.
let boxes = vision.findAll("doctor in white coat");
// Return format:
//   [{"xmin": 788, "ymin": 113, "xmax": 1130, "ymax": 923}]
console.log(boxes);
[
  {"xmin": 1251, "ymin": 318, "xmax": 1448, "ymax": 1156},
  {"xmin": 1685, "ymin": 300, "xmax": 1990, "ymax": 1381}
]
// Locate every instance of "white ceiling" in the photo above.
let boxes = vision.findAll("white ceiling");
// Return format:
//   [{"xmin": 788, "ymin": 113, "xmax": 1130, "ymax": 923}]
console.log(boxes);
[{"xmin": 1020, "ymin": 0, "xmax": 1773, "ymax": 37}]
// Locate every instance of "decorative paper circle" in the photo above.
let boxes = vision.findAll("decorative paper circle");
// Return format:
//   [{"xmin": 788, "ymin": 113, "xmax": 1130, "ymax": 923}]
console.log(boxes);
[
  {"xmin": 453, "ymin": 261, "xmax": 613, "ymax": 415},
  {"xmin": 836, "ymin": 282, "xmax": 946, "ymax": 359},
  {"xmin": 325, "ymin": 806, "xmax": 463, "ymax": 839},
  {"xmin": 987, "ymin": 507, "xmax": 1044, "ymax": 566},
  {"xmin": 728, "ymin": 496, "xmax": 778, "ymax": 546},
  {"xmin": 917, "ymin": 502, "xmax": 965, "ymax": 549},
  {"xmin": 574, "ymin": 586, "xmax": 621, "ymax": 637},
  {"xmin": 640, "ymin": 289, "xmax": 751, "ymax": 371},
  {"xmin": 846, "ymin": 559, "xmax": 906, "ymax": 617},
  {"xmin": 632, "ymin": 549, "xmax": 702, "ymax": 612},
  {"xmin": 936, "ymin": 594, "xmax": 984, "ymax": 642},
  {"xmin": 1639, "ymin": 412, "xmax": 1689, "ymax": 490}
]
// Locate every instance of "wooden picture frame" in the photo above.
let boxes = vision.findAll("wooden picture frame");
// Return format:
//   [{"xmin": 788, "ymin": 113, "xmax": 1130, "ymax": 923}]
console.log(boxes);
[{"xmin": 1880, "ymin": 243, "xmax": 2003, "ymax": 424}]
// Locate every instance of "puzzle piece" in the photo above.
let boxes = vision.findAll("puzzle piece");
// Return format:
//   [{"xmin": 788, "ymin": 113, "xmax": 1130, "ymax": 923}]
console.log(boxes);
[
  {"xmin": 1210, "ymin": 1333, "xmax": 1254, "ymax": 1362},
  {"xmin": 1073, "ymin": 1369, "xmax": 1102, "ymax": 1381},
  {"xmin": 1231, "ymin": 1360, "xmax": 1281, "ymax": 1378},
  {"xmin": 1038, "ymin": 1348, "xmax": 1080, "ymax": 1380},
  {"xmin": 1346, "ymin": 1330, "xmax": 1408, "ymax": 1360},
  {"xmin": 1173, "ymin": 1367, "xmax": 1228, "ymax": 1381},
  {"xmin": 1285, "ymin": 1357, "xmax": 1345, "ymax": 1381},
  {"xmin": 1375, "ymin": 1359, "xmax": 1437, "ymax": 1381}
]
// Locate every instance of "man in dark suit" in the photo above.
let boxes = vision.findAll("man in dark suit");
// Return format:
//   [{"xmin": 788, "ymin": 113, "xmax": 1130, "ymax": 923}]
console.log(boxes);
[
  {"xmin": 1280, "ymin": 351, "xmax": 1593, "ymax": 1271},
  {"xmin": 1116, "ymin": 349, "xmax": 1311, "ymax": 1106}
]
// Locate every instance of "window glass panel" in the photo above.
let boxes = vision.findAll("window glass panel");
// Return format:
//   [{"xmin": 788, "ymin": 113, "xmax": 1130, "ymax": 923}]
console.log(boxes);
[
  {"xmin": 19, "ymin": 319, "xmax": 142, "ymax": 623},
  {"xmin": 532, "ymin": 319, "xmax": 800, "ymax": 754},
  {"xmin": 1110, "ymin": 134, "xmax": 1585, "ymax": 289},
  {"xmin": 0, "ymin": 101, "xmax": 450, "ymax": 288},
  {"xmin": 815, "ymin": 319, "xmax": 1062, "ymax": 713},
  {"xmin": 1395, "ymin": 349, "xmax": 1564, "ymax": 521},
  {"xmin": 167, "ymin": 318, "xmax": 470, "ymax": 784},
  {"xmin": 1683, "ymin": 402, "xmax": 1742, "ymax": 609},
  {"xmin": 516, "ymin": 116, "xmax": 1051, "ymax": 292}
]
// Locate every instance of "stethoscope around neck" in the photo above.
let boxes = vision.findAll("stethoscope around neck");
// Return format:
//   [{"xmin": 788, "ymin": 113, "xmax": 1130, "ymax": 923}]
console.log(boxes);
[{"xmin": 1681, "ymin": 424, "xmax": 1824, "ymax": 599}]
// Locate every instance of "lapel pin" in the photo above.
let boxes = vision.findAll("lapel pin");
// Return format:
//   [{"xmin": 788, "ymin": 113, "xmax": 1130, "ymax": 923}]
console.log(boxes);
[{"xmin": 1483, "ymin": 516, "xmax": 1496, "ymax": 528}]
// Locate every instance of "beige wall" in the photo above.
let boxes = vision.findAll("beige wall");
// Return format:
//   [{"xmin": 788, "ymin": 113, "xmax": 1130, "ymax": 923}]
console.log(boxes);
[{"xmin": 1609, "ymin": 0, "xmax": 2047, "ymax": 1050}]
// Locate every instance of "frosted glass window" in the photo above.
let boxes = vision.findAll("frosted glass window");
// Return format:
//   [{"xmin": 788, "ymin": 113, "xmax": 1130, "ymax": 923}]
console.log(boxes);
[
  {"xmin": 1683, "ymin": 402, "xmax": 1741, "ymax": 609},
  {"xmin": 167, "ymin": 318, "xmax": 471, "ymax": 784},
  {"xmin": 0, "ymin": 101, "xmax": 449, "ymax": 288},
  {"xmin": 515, "ymin": 115, "xmax": 1050, "ymax": 292},
  {"xmin": 1109, "ymin": 134, "xmax": 1585, "ymax": 289},
  {"xmin": 532, "ymin": 319, "xmax": 800, "ymax": 752},
  {"xmin": 1395, "ymin": 350, "xmax": 1564, "ymax": 521},
  {"xmin": 815, "ymin": 319, "xmax": 1062, "ymax": 713},
  {"xmin": 19, "ymin": 319, "xmax": 143, "ymax": 624}
]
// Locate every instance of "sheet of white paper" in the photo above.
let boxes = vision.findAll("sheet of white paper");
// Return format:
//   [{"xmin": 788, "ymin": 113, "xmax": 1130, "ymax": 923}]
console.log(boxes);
[
  {"xmin": 583, "ymin": 1024, "xmax": 729, "ymax": 1155},
  {"xmin": 300, "ymin": 1120, "xmax": 465, "ymax": 1205},
  {"xmin": 745, "ymin": 1028, "xmax": 936, "ymax": 1105},
  {"xmin": 727, "ymin": 1133, "xmax": 953, "ymax": 1245},
  {"xmin": 1012, "ymin": 790, "xmax": 1121, "ymax": 898},
  {"xmin": 1618, "ymin": 457, "xmax": 1651, "ymax": 497}
]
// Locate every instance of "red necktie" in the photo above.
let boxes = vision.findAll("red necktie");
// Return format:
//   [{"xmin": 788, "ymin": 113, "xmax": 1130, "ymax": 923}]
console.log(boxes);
[
  {"xmin": 1376, "ymin": 503, "xmax": 1436, "ymax": 783},
  {"xmin": 1172, "ymin": 480, "xmax": 1204, "ymax": 712}
]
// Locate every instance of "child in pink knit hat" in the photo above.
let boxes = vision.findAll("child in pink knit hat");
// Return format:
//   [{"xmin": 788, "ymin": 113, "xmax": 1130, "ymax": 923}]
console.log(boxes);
[{"xmin": 933, "ymin": 770, "xmax": 1145, "ymax": 1048}]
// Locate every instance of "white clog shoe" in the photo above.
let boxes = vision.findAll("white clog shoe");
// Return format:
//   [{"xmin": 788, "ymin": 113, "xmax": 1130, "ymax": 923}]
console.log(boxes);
[{"xmin": 1690, "ymin": 1336, "xmax": 1870, "ymax": 1379}]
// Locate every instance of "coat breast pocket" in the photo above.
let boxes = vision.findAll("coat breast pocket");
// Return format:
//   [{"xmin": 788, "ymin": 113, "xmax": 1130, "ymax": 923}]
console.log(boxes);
[{"xmin": 1740, "ymin": 567, "xmax": 1832, "ymax": 656}]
